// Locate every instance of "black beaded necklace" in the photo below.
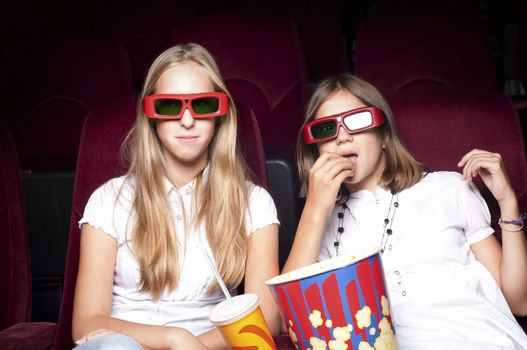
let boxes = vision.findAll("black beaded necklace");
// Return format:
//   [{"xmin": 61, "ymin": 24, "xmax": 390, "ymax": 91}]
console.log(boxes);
[{"xmin": 334, "ymin": 189, "xmax": 400, "ymax": 256}]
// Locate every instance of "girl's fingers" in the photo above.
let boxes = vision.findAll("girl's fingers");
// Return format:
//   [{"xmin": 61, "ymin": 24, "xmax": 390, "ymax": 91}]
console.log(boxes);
[
  {"xmin": 312, "ymin": 153, "xmax": 354, "ymax": 179},
  {"xmin": 461, "ymin": 153, "xmax": 501, "ymax": 180},
  {"xmin": 457, "ymin": 148, "xmax": 486, "ymax": 167}
]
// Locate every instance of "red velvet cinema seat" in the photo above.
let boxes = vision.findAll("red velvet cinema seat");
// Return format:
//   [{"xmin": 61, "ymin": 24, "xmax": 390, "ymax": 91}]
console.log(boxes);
[
  {"xmin": 0, "ymin": 120, "xmax": 55, "ymax": 350},
  {"xmin": 172, "ymin": 11, "xmax": 309, "ymax": 158},
  {"xmin": 52, "ymin": 95, "xmax": 286, "ymax": 349},
  {"xmin": 355, "ymin": 12, "xmax": 496, "ymax": 94},
  {"xmin": 0, "ymin": 33, "xmax": 133, "ymax": 171},
  {"xmin": 386, "ymin": 86, "xmax": 527, "ymax": 331},
  {"xmin": 92, "ymin": 0, "xmax": 194, "ymax": 92},
  {"xmin": 0, "ymin": 32, "xmax": 134, "ymax": 323}
]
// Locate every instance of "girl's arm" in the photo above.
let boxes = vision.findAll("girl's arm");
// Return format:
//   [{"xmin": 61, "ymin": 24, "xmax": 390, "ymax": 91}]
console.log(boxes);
[
  {"xmin": 282, "ymin": 153, "xmax": 354, "ymax": 273},
  {"xmin": 72, "ymin": 224, "xmax": 207, "ymax": 350},
  {"xmin": 459, "ymin": 149, "xmax": 527, "ymax": 316},
  {"xmin": 244, "ymin": 223, "xmax": 281, "ymax": 335},
  {"xmin": 197, "ymin": 223, "xmax": 281, "ymax": 349}
]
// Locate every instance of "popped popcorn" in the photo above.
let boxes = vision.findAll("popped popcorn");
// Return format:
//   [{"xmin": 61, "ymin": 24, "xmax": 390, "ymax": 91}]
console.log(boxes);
[
  {"xmin": 373, "ymin": 329, "xmax": 396, "ymax": 350},
  {"xmin": 325, "ymin": 319, "xmax": 333, "ymax": 328},
  {"xmin": 357, "ymin": 341, "xmax": 374, "ymax": 350},
  {"xmin": 374, "ymin": 317, "xmax": 397, "ymax": 350},
  {"xmin": 328, "ymin": 339, "xmax": 348, "ymax": 350},
  {"xmin": 381, "ymin": 295, "xmax": 390, "ymax": 316},
  {"xmin": 310, "ymin": 336, "xmax": 327, "ymax": 350},
  {"xmin": 288, "ymin": 320, "xmax": 298, "ymax": 344},
  {"xmin": 378, "ymin": 317, "xmax": 391, "ymax": 333},
  {"xmin": 309, "ymin": 310, "xmax": 324, "ymax": 328},
  {"xmin": 369, "ymin": 327, "xmax": 376, "ymax": 336},
  {"xmin": 355, "ymin": 306, "xmax": 372, "ymax": 329},
  {"xmin": 333, "ymin": 326, "xmax": 351, "ymax": 342}
]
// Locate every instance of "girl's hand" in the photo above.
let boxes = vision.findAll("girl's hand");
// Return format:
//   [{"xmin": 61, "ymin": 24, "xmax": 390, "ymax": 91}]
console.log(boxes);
[
  {"xmin": 307, "ymin": 152, "xmax": 354, "ymax": 215},
  {"xmin": 457, "ymin": 149, "xmax": 516, "ymax": 204}
]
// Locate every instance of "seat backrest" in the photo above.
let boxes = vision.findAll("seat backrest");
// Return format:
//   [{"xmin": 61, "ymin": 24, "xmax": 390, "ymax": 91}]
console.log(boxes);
[
  {"xmin": 0, "ymin": 33, "xmax": 133, "ymax": 170},
  {"xmin": 369, "ymin": 0, "xmax": 480, "ymax": 16},
  {"xmin": 388, "ymin": 86, "xmax": 527, "ymax": 331},
  {"xmin": 0, "ymin": 120, "xmax": 31, "ymax": 330},
  {"xmin": 238, "ymin": 1, "xmax": 349, "ymax": 84},
  {"xmin": 355, "ymin": 12, "xmax": 496, "ymax": 94},
  {"xmin": 172, "ymin": 11, "xmax": 309, "ymax": 157},
  {"xmin": 92, "ymin": 1, "xmax": 193, "ymax": 92},
  {"xmin": 387, "ymin": 86, "xmax": 527, "ymax": 230},
  {"xmin": 53, "ymin": 96, "xmax": 268, "ymax": 349}
]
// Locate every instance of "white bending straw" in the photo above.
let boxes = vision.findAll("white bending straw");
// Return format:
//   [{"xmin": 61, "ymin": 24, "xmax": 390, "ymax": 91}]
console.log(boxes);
[{"xmin": 202, "ymin": 247, "xmax": 235, "ymax": 307}]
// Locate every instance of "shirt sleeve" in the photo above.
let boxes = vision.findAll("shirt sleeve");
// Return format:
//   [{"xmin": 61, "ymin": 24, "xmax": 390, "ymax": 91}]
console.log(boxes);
[
  {"xmin": 246, "ymin": 183, "xmax": 280, "ymax": 235},
  {"xmin": 78, "ymin": 179, "xmax": 124, "ymax": 241},
  {"xmin": 461, "ymin": 180, "xmax": 494, "ymax": 244}
]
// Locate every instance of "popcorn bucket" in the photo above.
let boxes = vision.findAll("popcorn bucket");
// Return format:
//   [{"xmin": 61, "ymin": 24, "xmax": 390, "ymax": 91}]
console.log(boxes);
[{"xmin": 266, "ymin": 248, "xmax": 397, "ymax": 350}]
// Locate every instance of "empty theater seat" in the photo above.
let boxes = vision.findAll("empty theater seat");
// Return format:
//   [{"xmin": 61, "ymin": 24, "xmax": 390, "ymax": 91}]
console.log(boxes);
[
  {"xmin": 92, "ymin": 1, "xmax": 193, "ymax": 92},
  {"xmin": 0, "ymin": 120, "xmax": 55, "ymax": 350},
  {"xmin": 355, "ymin": 12, "xmax": 496, "ymax": 93},
  {"xmin": 0, "ymin": 32, "xmax": 133, "ymax": 323}
]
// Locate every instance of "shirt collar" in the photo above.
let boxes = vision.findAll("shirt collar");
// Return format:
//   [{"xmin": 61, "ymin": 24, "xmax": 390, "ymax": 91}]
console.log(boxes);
[
  {"xmin": 348, "ymin": 185, "xmax": 392, "ymax": 200},
  {"xmin": 163, "ymin": 164, "xmax": 210, "ymax": 195}
]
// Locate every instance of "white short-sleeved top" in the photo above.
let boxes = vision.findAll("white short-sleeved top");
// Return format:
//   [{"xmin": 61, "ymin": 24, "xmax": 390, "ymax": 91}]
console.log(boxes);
[
  {"xmin": 319, "ymin": 171, "xmax": 527, "ymax": 349},
  {"xmin": 79, "ymin": 175, "xmax": 279, "ymax": 335}
]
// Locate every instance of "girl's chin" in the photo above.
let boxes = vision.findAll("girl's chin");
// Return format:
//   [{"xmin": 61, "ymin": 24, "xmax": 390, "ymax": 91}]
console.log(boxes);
[{"xmin": 343, "ymin": 176, "xmax": 356, "ymax": 185}]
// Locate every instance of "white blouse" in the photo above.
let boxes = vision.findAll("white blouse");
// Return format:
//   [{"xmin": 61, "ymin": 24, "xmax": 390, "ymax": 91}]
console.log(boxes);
[
  {"xmin": 79, "ymin": 175, "xmax": 279, "ymax": 335},
  {"xmin": 319, "ymin": 171, "xmax": 527, "ymax": 349}
]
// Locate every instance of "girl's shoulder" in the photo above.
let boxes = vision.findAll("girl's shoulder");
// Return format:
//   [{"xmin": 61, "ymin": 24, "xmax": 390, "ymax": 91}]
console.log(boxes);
[
  {"xmin": 408, "ymin": 171, "xmax": 467, "ymax": 197},
  {"xmin": 90, "ymin": 174, "xmax": 135, "ymax": 201},
  {"xmin": 245, "ymin": 180, "xmax": 271, "ymax": 199},
  {"xmin": 418, "ymin": 171, "xmax": 465, "ymax": 186},
  {"xmin": 245, "ymin": 181, "xmax": 276, "ymax": 209}
]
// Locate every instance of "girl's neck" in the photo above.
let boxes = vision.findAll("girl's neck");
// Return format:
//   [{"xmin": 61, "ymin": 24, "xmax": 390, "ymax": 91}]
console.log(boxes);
[{"xmin": 165, "ymin": 157, "xmax": 208, "ymax": 190}]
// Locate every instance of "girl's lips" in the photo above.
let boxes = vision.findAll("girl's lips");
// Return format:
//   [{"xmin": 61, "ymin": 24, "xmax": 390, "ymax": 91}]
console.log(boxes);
[
  {"xmin": 176, "ymin": 135, "xmax": 198, "ymax": 140},
  {"xmin": 342, "ymin": 152, "xmax": 358, "ymax": 164}
]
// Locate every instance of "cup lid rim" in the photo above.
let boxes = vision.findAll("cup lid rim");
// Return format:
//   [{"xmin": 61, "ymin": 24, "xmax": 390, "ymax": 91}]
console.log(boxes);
[{"xmin": 209, "ymin": 293, "xmax": 259, "ymax": 325}]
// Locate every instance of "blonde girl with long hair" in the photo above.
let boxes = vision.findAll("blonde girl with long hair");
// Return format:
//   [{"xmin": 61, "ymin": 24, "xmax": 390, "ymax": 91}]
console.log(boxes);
[
  {"xmin": 72, "ymin": 43, "xmax": 280, "ymax": 350},
  {"xmin": 284, "ymin": 73, "xmax": 527, "ymax": 349}
]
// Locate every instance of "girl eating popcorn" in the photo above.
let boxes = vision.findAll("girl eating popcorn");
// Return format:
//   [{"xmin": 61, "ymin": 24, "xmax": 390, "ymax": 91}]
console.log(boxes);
[{"xmin": 284, "ymin": 73, "xmax": 527, "ymax": 349}]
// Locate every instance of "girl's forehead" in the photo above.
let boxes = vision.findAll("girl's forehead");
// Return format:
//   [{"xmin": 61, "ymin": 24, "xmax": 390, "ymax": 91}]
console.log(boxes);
[
  {"xmin": 316, "ymin": 91, "xmax": 367, "ymax": 118},
  {"xmin": 155, "ymin": 62, "xmax": 213, "ymax": 94}
]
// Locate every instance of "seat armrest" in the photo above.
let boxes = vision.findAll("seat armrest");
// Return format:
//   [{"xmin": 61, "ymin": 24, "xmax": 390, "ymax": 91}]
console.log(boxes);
[{"xmin": 0, "ymin": 322, "xmax": 55, "ymax": 350}]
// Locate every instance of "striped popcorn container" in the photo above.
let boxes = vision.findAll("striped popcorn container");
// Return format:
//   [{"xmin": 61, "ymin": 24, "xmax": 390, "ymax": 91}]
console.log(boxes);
[{"xmin": 266, "ymin": 248, "xmax": 398, "ymax": 350}]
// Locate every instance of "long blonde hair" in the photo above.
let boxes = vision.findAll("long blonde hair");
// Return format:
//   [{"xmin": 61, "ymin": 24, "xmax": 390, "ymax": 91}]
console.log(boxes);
[
  {"xmin": 297, "ymin": 74, "xmax": 425, "ymax": 196},
  {"xmin": 121, "ymin": 43, "xmax": 250, "ymax": 299}
]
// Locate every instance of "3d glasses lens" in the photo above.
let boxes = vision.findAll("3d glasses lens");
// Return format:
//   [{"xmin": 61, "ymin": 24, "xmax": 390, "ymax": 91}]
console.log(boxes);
[
  {"xmin": 343, "ymin": 111, "xmax": 373, "ymax": 130},
  {"xmin": 154, "ymin": 99, "xmax": 183, "ymax": 115},
  {"xmin": 311, "ymin": 120, "xmax": 337, "ymax": 139},
  {"xmin": 191, "ymin": 97, "xmax": 219, "ymax": 114}
]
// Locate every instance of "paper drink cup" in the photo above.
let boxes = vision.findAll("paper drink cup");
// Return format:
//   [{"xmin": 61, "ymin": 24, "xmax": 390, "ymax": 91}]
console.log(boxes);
[
  {"xmin": 209, "ymin": 293, "xmax": 277, "ymax": 350},
  {"xmin": 266, "ymin": 248, "xmax": 398, "ymax": 350}
]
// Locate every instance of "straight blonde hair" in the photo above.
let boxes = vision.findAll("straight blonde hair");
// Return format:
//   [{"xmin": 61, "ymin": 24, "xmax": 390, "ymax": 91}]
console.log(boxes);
[
  {"xmin": 297, "ymin": 74, "xmax": 425, "ymax": 197},
  {"xmin": 120, "ymin": 43, "xmax": 250, "ymax": 300}
]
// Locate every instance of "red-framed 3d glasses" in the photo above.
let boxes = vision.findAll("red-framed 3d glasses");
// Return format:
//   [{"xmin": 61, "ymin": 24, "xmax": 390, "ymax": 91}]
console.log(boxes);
[
  {"xmin": 303, "ymin": 106, "xmax": 385, "ymax": 144},
  {"xmin": 143, "ymin": 92, "xmax": 229, "ymax": 119}
]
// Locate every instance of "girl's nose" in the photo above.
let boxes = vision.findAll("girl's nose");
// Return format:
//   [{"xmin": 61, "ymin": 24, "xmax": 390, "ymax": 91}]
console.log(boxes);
[
  {"xmin": 335, "ymin": 125, "xmax": 353, "ymax": 144},
  {"xmin": 179, "ymin": 108, "xmax": 195, "ymax": 128}
]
